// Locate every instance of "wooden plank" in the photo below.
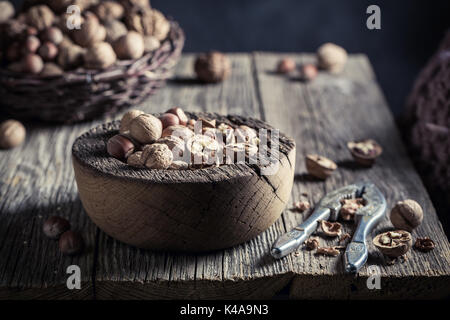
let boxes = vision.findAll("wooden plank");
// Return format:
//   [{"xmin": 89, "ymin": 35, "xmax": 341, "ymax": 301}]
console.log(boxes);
[
  {"xmin": 253, "ymin": 52, "xmax": 450, "ymax": 299},
  {"xmin": 0, "ymin": 123, "xmax": 98, "ymax": 299},
  {"xmin": 93, "ymin": 54, "xmax": 293, "ymax": 299}
]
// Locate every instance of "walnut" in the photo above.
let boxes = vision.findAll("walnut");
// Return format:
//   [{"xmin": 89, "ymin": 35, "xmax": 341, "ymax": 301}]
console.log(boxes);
[
  {"xmin": 347, "ymin": 139, "xmax": 382, "ymax": 167},
  {"xmin": 390, "ymin": 199, "xmax": 423, "ymax": 232},
  {"xmin": 305, "ymin": 237, "xmax": 319, "ymax": 250},
  {"xmin": 93, "ymin": 1, "xmax": 124, "ymax": 21},
  {"xmin": 27, "ymin": 5, "xmax": 55, "ymax": 31},
  {"xmin": 141, "ymin": 143, "xmax": 173, "ymax": 169},
  {"xmin": 0, "ymin": 1, "xmax": 15, "ymax": 23},
  {"xmin": 125, "ymin": 9, "xmax": 170, "ymax": 41},
  {"xmin": 45, "ymin": 0, "xmax": 99, "ymax": 14},
  {"xmin": 318, "ymin": 220, "xmax": 342, "ymax": 237},
  {"xmin": 129, "ymin": 114, "xmax": 163, "ymax": 144},
  {"xmin": 194, "ymin": 51, "xmax": 231, "ymax": 83},
  {"xmin": 317, "ymin": 42, "xmax": 348, "ymax": 74},
  {"xmin": 84, "ymin": 41, "xmax": 116, "ymax": 69},
  {"xmin": 120, "ymin": 109, "xmax": 145, "ymax": 134},
  {"xmin": 414, "ymin": 237, "xmax": 435, "ymax": 252},
  {"xmin": 104, "ymin": 19, "xmax": 128, "ymax": 43},
  {"xmin": 58, "ymin": 42, "xmax": 85, "ymax": 70},
  {"xmin": 0, "ymin": 120, "xmax": 26, "ymax": 149},
  {"xmin": 40, "ymin": 62, "xmax": 64, "ymax": 77},
  {"xmin": 72, "ymin": 12, "xmax": 106, "ymax": 48},
  {"xmin": 113, "ymin": 31, "xmax": 144, "ymax": 60},
  {"xmin": 340, "ymin": 198, "xmax": 365, "ymax": 221},
  {"xmin": 127, "ymin": 151, "xmax": 144, "ymax": 168},
  {"xmin": 373, "ymin": 230, "xmax": 412, "ymax": 258},
  {"xmin": 143, "ymin": 35, "xmax": 160, "ymax": 52},
  {"xmin": 305, "ymin": 154, "xmax": 337, "ymax": 180},
  {"xmin": 156, "ymin": 136, "xmax": 185, "ymax": 158},
  {"xmin": 119, "ymin": 0, "xmax": 151, "ymax": 11}
]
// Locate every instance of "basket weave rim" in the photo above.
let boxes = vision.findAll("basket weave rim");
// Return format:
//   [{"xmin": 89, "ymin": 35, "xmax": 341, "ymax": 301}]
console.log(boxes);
[{"xmin": 0, "ymin": 20, "xmax": 184, "ymax": 85}]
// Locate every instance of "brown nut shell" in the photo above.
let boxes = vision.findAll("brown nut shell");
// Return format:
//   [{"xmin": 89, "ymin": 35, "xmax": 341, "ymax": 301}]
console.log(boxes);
[
  {"xmin": 59, "ymin": 231, "xmax": 84, "ymax": 256},
  {"xmin": 373, "ymin": 230, "xmax": 412, "ymax": 258},
  {"xmin": 276, "ymin": 58, "xmax": 296, "ymax": 74},
  {"xmin": 390, "ymin": 199, "xmax": 423, "ymax": 232},
  {"xmin": 159, "ymin": 113, "xmax": 180, "ymax": 129},
  {"xmin": 129, "ymin": 114, "xmax": 163, "ymax": 144},
  {"xmin": 305, "ymin": 154, "xmax": 337, "ymax": 180},
  {"xmin": 119, "ymin": 109, "xmax": 145, "ymax": 133},
  {"xmin": 194, "ymin": 51, "xmax": 231, "ymax": 83},
  {"xmin": 166, "ymin": 107, "xmax": 188, "ymax": 125},
  {"xmin": 347, "ymin": 139, "xmax": 382, "ymax": 167},
  {"xmin": 107, "ymin": 134, "xmax": 135, "ymax": 160},
  {"xmin": 43, "ymin": 216, "xmax": 71, "ymax": 239},
  {"xmin": 0, "ymin": 120, "xmax": 26, "ymax": 149},
  {"xmin": 318, "ymin": 220, "xmax": 342, "ymax": 237},
  {"xmin": 142, "ymin": 143, "xmax": 173, "ymax": 169}
]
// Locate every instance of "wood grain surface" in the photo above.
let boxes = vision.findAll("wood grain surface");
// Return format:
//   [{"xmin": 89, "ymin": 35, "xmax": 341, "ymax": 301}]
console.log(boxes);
[{"xmin": 0, "ymin": 53, "xmax": 449, "ymax": 300}]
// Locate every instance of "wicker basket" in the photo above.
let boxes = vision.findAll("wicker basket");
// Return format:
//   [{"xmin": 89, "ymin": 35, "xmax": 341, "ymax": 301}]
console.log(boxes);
[{"xmin": 0, "ymin": 20, "xmax": 184, "ymax": 124}]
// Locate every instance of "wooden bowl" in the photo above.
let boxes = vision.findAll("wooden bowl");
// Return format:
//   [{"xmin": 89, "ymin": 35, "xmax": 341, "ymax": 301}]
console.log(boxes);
[{"xmin": 72, "ymin": 112, "xmax": 296, "ymax": 252}]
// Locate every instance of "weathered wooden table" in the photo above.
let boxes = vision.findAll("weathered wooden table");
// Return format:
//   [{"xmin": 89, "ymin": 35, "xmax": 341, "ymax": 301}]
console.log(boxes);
[{"xmin": 1, "ymin": 53, "xmax": 449, "ymax": 300}]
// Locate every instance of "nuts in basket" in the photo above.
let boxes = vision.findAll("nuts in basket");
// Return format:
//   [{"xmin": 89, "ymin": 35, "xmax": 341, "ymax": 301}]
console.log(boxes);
[{"xmin": 0, "ymin": 0, "xmax": 172, "ymax": 75}]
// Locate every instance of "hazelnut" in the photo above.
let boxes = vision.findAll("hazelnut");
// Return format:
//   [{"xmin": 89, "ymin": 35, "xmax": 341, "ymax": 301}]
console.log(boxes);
[
  {"xmin": 93, "ymin": 1, "xmax": 124, "ymax": 21},
  {"xmin": 162, "ymin": 125, "xmax": 194, "ymax": 141},
  {"xmin": 27, "ymin": 5, "xmax": 55, "ymax": 31},
  {"xmin": 73, "ymin": 12, "xmax": 106, "ymax": 48},
  {"xmin": 59, "ymin": 231, "xmax": 84, "ymax": 256},
  {"xmin": 169, "ymin": 161, "xmax": 189, "ymax": 170},
  {"xmin": 43, "ymin": 216, "xmax": 71, "ymax": 239},
  {"xmin": 0, "ymin": 120, "xmax": 26, "ymax": 149},
  {"xmin": 0, "ymin": 1, "xmax": 15, "ymax": 23},
  {"xmin": 127, "ymin": 151, "xmax": 144, "ymax": 168},
  {"xmin": 317, "ymin": 42, "xmax": 348, "ymax": 74},
  {"xmin": 340, "ymin": 198, "xmax": 365, "ymax": 221},
  {"xmin": 166, "ymin": 107, "xmax": 188, "ymax": 126},
  {"xmin": 119, "ymin": 109, "xmax": 145, "ymax": 133},
  {"xmin": 143, "ymin": 35, "xmax": 160, "ymax": 52},
  {"xmin": 129, "ymin": 114, "xmax": 163, "ymax": 144},
  {"xmin": 22, "ymin": 53, "xmax": 44, "ymax": 74},
  {"xmin": 113, "ymin": 31, "xmax": 144, "ymax": 60},
  {"xmin": 104, "ymin": 19, "xmax": 128, "ymax": 43},
  {"xmin": 373, "ymin": 230, "xmax": 412, "ymax": 258},
  {"xmin": 414, "ymin": 237, "xmax": 435, "ymax": 252},
  {"xmin": 305, "ymin": 154, "xmax": 337, "ymax": 180},
  {"xmin": 84, "ymin": 41, "xmax": 117, "ymax": 69},
  {"xmin": 26, "ymin": 26, "xmax": 38, "ymax": 36},
  {"xmin": 194, "ymin": 51, "xmax": 231, "ymax": 83},
  {"xmin": 40, "ymin": 63, "xmax": 64, "ymax": 77},
  {"xmin": 38, "ymin": 42, "xmax": 59, "ymax": 61},
  {"xmin": 159, "ymin": 113, "xmax": 180, "ymax": 129},
  {"xmin": 141, "ymin": 143, "xmax": 173, "ymax": 169},
  {"xmin": 318, "ymin": 220, "xmax": 342, "ymax": 237},
  {"xmin": 41, "ymin": 27, "xmax": 64, "ymax": 45},
  {"xmin": 276, "ymin": 58, "xmax": 296, "ymax": 74},
  {"xmin": 301, "ymin": 63, "xmax": 318, "ymax": 81},
  {"xmin": 58, "ymin": 43, "xmax": 85, "ymax": 70},
  {"xmin": 24, "ymin": 36, "xmax": 41, "ymax": 53},
  {"xmin": 107, "ymin": 134, "xmax": 135, "ymax": 160},
  {"xmin": 390, "ymin": 199, "xmax": 424, "ymax": 232},
  {"xmin": 347, "ymin": 139, "xmax": 382, "ymax": 167},
  {"xmin": 305, "ymin": 237, "xmax": 319, "ymax": 250}
]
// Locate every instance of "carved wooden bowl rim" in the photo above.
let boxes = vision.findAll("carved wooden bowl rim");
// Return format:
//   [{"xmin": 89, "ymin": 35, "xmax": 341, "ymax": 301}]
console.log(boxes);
[{"xmin": 72, "ymin": 112, "xmax": 296, "ymax": 184}]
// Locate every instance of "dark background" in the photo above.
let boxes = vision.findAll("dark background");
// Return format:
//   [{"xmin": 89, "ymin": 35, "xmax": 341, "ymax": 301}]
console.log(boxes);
[{"xmin": 12, "ymin": 0, "xmax": 450, "ymax": 116}]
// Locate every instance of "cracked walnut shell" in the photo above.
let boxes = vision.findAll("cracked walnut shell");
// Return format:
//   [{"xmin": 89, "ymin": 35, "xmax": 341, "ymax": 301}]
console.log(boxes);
[
  {"xmin": 305, "ymin": 154, "xmax": 337, "ymax": 180},
  {"xmin": 373, "ymin": 230, "xmax": 412, "ymax": 258}
]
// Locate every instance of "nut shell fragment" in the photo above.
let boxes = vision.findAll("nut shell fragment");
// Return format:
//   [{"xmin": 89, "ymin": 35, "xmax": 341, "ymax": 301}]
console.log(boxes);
[
  {"xmin": 318, "ymin": 220, "xmax": 342, "ymax": 237},
  {"xmin": 305, "ymin": 154, "xmax": 337, "ymax": 180},
  {"xmin": 414, "ymin": 237, "xmax": 435, "ymax": 252}
]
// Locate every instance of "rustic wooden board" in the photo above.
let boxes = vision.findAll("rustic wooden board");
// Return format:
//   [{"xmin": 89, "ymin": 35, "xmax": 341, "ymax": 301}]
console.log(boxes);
[{"xmin": 0, "ymin": 53, "xmax": 449, "ymax": 299}]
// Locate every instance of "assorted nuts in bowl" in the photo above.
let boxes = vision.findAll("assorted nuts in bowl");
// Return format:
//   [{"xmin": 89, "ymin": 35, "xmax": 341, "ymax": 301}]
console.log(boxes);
[
  {"xmin": 0, "ymin": 0, "xmax": 185, "ymax": 123},
  {"xmin": 72, "ymin": 108, "xmax": 296, "ymax": 251}
]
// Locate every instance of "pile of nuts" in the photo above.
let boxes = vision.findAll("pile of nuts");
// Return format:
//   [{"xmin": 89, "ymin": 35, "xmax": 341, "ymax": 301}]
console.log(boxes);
[
  {"xmin": 0, "ymin": 0, "xmax": 169, "ymax": 75},
  {"xmin": 43, "ymin": 216, "xmax": 84, "ymax": 255},
  {"xmin": 107, "ymin": 107, "xmax": 261, "ymax": 170},
  {"xmin": 275, "ymin": 42, "xmax": 348, "ymax": 81}
]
